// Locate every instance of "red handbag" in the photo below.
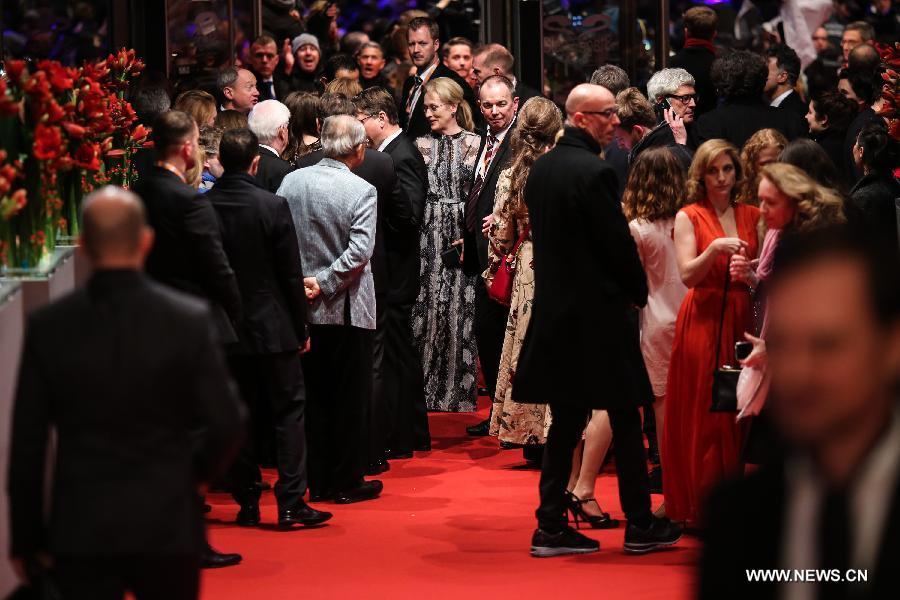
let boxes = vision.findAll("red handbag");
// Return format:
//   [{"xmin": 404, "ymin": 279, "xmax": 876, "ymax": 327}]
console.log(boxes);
[{"xmin": 487, "ymin": 224, "xmax": 530, "ymax": 306}]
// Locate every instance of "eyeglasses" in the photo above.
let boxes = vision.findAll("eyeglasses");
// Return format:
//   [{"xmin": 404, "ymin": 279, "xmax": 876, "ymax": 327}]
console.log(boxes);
[
  {"xmin": 424, "ymin": 103, "xmax": 447, "ymax": 113},
  {"xmin": 358, "ymin": 114, "xmax": 376, "ymax": 124},
  {"xmin": 666, "ymin": 93, "xmax": 698, "ymax": 104},
  {"xmin": 579, "ymin": 107, "xmax": 619, "ymax": 118}
]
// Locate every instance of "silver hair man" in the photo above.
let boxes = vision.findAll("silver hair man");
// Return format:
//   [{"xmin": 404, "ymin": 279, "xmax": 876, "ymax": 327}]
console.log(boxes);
[
  {"xmin": 646, "ymin": 68, "xmax": 696, "ymax": 104},
  {"xmin": 320, "ymin": 115, "xmax": 367, "ymax": 159},
  {"xmin": 248, "ymin": 99, "xmax": 291, "ymax": 146}
]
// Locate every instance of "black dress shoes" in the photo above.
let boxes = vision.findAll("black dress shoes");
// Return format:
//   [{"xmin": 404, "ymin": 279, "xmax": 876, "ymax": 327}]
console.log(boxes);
[
  {"xmin": 365, "ymin": 458, "xmax": 390, "ymax": 475},
  {"xmin": 235, "ymin": 503, "xmax": 260, "ymax": 527},
  {"xmin": 278, "ymin": 503, "xmax": 333, "ymax": 529},
  {"xmin": 309, "ymin": 489, "xmax": 333, "ymax": 502},
  {"xmin": 202, "ymin": 545, "xmax": 242, "ymax": 568},
  {"xmin": 333, "ymin": 480, "xmax": 383, "ymax": 504},
  {"xmin": 466, "ymin": 418, "xmax": 491, "ymax": 436},
  {"xmin": 386, "ymin": 448, "xmax": 414, "ymax": 459}
]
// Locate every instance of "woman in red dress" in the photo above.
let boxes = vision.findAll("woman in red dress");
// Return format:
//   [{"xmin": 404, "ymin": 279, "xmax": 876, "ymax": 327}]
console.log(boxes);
[{"xmin": 662, "ymin": 139, "xmax": 761, "ymax": 526}]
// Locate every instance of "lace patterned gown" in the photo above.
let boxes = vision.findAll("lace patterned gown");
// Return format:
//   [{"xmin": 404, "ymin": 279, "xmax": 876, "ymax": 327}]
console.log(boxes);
[{"xmin": 413, "ymin": 131, "xmax": 481, "ymax": 412}]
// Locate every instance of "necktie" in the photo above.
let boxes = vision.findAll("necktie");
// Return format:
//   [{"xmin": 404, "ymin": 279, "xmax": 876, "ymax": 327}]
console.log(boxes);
[
  {"xmin": 266, "ymin": 80, "xmax": 275, "ymax": 100},
  {"xmin": 465, "ymin": 133, "xmax": 497, "ymax": 232},
  {"xmin": 406, "ymin": 76, "xmax": 424, "ymax": 116},
  {"xmin": 817, "ymin": 489, "xmax": 851, "ymax": 600}
]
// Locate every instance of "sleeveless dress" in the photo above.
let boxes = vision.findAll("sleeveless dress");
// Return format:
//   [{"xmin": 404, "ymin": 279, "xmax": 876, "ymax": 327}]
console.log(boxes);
[{"xmin": 662, "ymin": 199, "xmax": 760, "ymax": 524}]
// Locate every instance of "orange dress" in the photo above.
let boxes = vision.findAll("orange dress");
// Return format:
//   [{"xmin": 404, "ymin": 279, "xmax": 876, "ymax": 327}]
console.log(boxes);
[{"xmin": 662, "ymin": 199, "xmax": 760, "ymax": 524}]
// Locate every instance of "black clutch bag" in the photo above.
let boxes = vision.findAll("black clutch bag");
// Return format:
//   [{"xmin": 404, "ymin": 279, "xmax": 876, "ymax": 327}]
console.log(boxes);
[
  {"xmin": 711, "ymin": 270, "xmax": 740, "ymax": 413},
  {"xmin": 440, "ymin": 244, "xmax": 463, "ymax": 269}
]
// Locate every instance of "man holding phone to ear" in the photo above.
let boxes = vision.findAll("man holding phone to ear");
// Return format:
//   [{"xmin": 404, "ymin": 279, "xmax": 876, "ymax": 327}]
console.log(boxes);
[{"xmin": 628, "ymin": 68, "xmax": 697, "ymax": 170}]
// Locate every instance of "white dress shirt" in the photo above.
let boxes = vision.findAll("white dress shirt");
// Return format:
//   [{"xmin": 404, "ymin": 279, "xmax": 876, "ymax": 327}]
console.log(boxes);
[
  {"xmin": 377, "ymin": 129, "xmax": 403, "ymax": 152},
  {"xmin": 770, "ymin": 89, "xmax": 795, "ymax": 107},
  {"xmin": 474, "ymin": 119, "xmax": 514, "ymax": 181}
]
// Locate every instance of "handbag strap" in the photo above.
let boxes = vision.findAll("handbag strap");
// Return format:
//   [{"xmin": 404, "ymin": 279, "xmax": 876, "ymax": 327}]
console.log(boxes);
[
  {"xmin": 506, "ymin": 224, "xmax": 531, "ymax": 263},
  {"xmin": 713, "ymin": 264, "xmax": 731, "ymax": 369}
]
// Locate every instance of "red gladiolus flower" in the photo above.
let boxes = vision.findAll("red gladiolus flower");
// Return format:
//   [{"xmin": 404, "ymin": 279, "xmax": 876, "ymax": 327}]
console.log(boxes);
[
  {"xmin": 44, "ymin": 99, "xmax": 67, "ymax": 123},
  {"xmin": 5, "ymin": 60, "xmax": 27, "ymax": 83},
  {"xmin": 131, "ymin": 124, "xmax": 149, "ymax": 143},
  {"xmin": 33, "ymin": 123, "xmax": 63, "ymax": 161},
  {"xmin": 62, "ymin": 122, "xmax": 87, "ymax": 138},
  {"xmin": 37, "ymin": 60, "xmax": 75, "ymax": 93},
  {"xmin": 74, "ymin": 142, "xmax": 101, "ymax": 171}
]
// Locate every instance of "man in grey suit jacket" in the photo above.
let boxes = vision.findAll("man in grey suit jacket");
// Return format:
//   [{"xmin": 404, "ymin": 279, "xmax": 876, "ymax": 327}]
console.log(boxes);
[{"xmin": 277, "ymin": 115, "xmax": 382, "ymax": 504}]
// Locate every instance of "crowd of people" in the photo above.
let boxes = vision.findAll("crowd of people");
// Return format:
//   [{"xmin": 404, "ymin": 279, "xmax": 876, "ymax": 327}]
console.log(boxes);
[{"xmin": 6, "ymin": 2, "xmax": 900, "ymax": 598}]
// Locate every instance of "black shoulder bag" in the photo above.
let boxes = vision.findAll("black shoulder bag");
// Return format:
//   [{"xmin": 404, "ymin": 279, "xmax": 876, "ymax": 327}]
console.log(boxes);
[{"xmin": 711, "ymin": 269, "xmax": 740, "ymax": 412}]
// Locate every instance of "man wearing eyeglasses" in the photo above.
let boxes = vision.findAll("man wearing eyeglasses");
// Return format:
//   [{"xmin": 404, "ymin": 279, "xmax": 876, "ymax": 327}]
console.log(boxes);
[
  {"xmin": 628, "ymin": 68, "xmax": 697, "ymax": 170},
  {"xmin": 515, "ymin": 83, "xmax": 682, "ymax": 558}
]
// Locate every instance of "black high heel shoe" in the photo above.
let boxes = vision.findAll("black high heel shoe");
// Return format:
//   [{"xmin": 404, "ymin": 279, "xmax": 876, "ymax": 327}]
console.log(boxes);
[{"xmin": 566, "ymin": 491, "xmax": 620, "ymax": 530}]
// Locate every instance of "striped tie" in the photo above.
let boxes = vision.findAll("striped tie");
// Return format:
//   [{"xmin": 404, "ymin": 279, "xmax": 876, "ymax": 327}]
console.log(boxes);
[{"xmin": 465, "ymin": 133, "xmax": 497, "ymax": 232}]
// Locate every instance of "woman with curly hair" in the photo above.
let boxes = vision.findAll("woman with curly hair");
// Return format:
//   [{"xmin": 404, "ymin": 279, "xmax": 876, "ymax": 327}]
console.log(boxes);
[
  {"xmin": 623, "ymin": 148, "xmax": 689, "ymax": 486},
  {"xmin": 483, "ymin": 97, "xmax": 562, "ymax": 447},
  {"xmin": 738, "ymin": 128, "xmax": 788, "ymax": 205},
  {"xmin": 662, "ymin": 139, "xmax": 761, "ymax": 526}
]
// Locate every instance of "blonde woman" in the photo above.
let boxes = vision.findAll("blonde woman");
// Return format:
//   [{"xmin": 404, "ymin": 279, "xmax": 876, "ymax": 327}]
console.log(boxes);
[
  {"xmin": 737, "ymin": 128, "xmax": 788, "ymax": 205},
  {"xmin": 663, "ymin": 139, "xmax": 761, "ymax": 526},
  {"xmin": 412, "ymin": 77, "xmax": 481, "ymax": 412},
  {"xmin": 174, "ymin": 90, "xmax": 218, "ymax": 127}
]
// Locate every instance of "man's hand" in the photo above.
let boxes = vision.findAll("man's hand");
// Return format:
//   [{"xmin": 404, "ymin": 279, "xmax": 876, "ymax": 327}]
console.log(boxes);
[
  {"xmin": 664, "ymin": 107, "xmax": 687, "ymax": 145},
  {"xmin": 481, "ymin": 214, "xmax": 493, "ymax": 238},
  {"xmin": 298, "ymin": 338, "xmax": 311, "ymax": 355},
  {"xmin": 282, "ymin": 38, "xmax": 295, "ymax": 74},
  {"xmin": 451, "ymin": 238, "xmax": 464, "ymax": 264},
  {"xmin": 304, "ymin": 277, "xmax": 321, "ymax": 301}
]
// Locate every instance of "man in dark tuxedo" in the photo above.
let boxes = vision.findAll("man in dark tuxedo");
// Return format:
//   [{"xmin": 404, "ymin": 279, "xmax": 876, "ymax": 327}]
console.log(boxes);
[
  {"xmin": 471, "ymin": 43, "xmax": 541, "ymax": 105},
  {"xmin": 8, "ymin": 187, "xmax": 245, "ymax": 599},
  {"xmin": 701, "ymin": 228, "xmax": 900, "ymax": 600},
  {"xmin": 630, "ymin": 68, "xmax": 696, "ymax": 170},
  {"xmin": 207, "ymin": 128, "xmax": 333, "ymax": 530},
  {"xmin": 590, "ymin": 64, "xmax": 632, "ymax": 196},
  {"xmin": 132, "ymin": 110, "xmax": 242, "ymax": 346},
  {"xmin": 354, "ymin": 86, "xmax": 431, "ymax": 457},
  {"xmin": 515, "ymin": 84, "xmax": 681, "ymax": 557},
  {"xmin": 248, "ymin": 99, "xmax": 295, "ymax": 193},
  {"xmin": 401, "ymin": 16, "xmax": 477, "ymax": 139},
  {"xmin": 668, "ymin": 6, "xmax": 718, "ymax": 117},
  {"xmin": 462, "ymin": 75, "xmax": 519, "ymax": 437},
  {"xmin": 296, "ymin": 94, "xmax": 417, "ymax": 474},
  {"xmin": 247, "ymin": 35, "xmax": 292, "ymax": 101},
  {"xmin": 764, "ymin": 45, "xmax": 807, "ymax": 120}
]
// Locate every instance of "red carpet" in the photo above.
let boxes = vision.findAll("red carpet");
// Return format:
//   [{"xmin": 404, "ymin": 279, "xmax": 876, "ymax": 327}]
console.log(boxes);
[{"xmin": 202, "ymin": 400, "xmax": 700, "ymax": 599}]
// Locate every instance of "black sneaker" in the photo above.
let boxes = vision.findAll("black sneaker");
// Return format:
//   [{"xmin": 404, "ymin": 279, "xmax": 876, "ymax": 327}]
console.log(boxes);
[
  {"xmin": 624, "ymin": 516, "xmax": 682, "ymax": 554},
  {"xmin": 530, "ymin": 527, "xmax": 600, "ymax": 558}
]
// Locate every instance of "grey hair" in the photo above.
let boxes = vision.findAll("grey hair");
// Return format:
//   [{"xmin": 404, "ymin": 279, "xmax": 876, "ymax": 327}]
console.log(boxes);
[
  {"xmin": 646, "ymin": 68, "xmax": 696, "ymax": 104},
  {"xmin": 248, "ymin": 100, "xmax": 291, "ymax": 145},
  {"xmin": 217, "ymin": 66, "xmax": 240, "ymax": 92},
  {"xmin": 320, "ymin": 115, "xmax": 367, "ymax": 158},
  {"xmin": 590, "ymin": 65, "xmax": 630, "ymax": 96}
]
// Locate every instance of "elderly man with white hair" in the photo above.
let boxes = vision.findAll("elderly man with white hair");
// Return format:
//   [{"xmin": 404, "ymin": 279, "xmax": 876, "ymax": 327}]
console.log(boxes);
[
  {"xmin": 276, "ymin": 115, "xmax": 383, "ymax": 505},
  {"xmin": 628, "ymin": 68, "xmax": 697, "ymax": 169},
  {"xmin": 248, "ymin": 99, "xmax": 294, "ymax": 192}
]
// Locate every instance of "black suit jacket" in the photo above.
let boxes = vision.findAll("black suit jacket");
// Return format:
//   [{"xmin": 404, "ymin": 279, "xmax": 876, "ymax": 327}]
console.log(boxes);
[
  {"xmin": 8, "ymin": 270, "xmax": 244, "ymax": 558},
  {"xmin": 206, "ymin": 172, "xmax": 310, "ymax": 355},
  {"xmin": 248, "ymin": 66, "xmax": 292, "ymax": 102},
  {"xmin": 383, "ymin": 132, "xmax": 428, "ymax": 305},
  {"xmin": 401, "ymin": 62, "xmax": 478, "ymax": 139},
  {"xmin": 513, "ymin": 127, "xmax": 648, "ymax": 410},
  {"xmin": 776, "ymin": 89, "xmax": 809, "ymax": 120},
  {"xmin": 701, "ymin": 457, "xmax": 900, "ymax": 600},
  {"xmin": 463, "ymin": 124, "xmax": 515, "ymax": 276},
  {"xmin": 669, "ymin": 46, "xmax": 717, "ymax": 116},
  {"xmin": 132, "ymin": 166, "xmax": 242, "ymax": 341},
  {"xmin": 255, "ymin": 146, "xmax": 295, "ymax": 194},
  {"xmin": 296, "ymin": 148, "xmax": 415, "ymax": 302},
  {"xmin": 694, "ymin": 98, "xmax": 808, "ymax": 150}
]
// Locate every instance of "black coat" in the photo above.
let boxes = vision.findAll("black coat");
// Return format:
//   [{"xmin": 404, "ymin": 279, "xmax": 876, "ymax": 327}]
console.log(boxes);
[
  {"xmin": 401, "ymin": 62, "xmax": 478, "ymax": 139},
  {"xmin": 628, "ymin": 122, "xmax": 694, "ymax": 171},
  {"xmin": 463, "ymin": 124, "xmax": 515, "ymax": 275},
  {"xmin": 848, "ymin": 173, "xmax": 900, "ymax": 253},
  {"xmin": 775, "ymin": 89, "xmax": 809, "ymax": 120},
  {"xmin": 513, "ymin": 127, "xmax": 649, "ymax": 409},
  {"xmin": 296, "ymin": 148, "xmax": 415, "ymax": 302},
  {"xmin": 132, "ymin": 166, "xmax": 242, "ymax": 341},
  {"xmin": 701, "ymin": 458, "xmax": 900, "ymax": 600},
  {"xmin": 843, "ymin": 107, "xmax": 883, "ymax": 179},
  {"xmin": 383, "ymin": 132, "xmax": 428, "ymax": 305},
  {"xmin": 248, "ymin": 66, "xmax": 292, "ymax": 102},
  {"xmin": 256, "ymin": 146, "xmax": 295, "ymax": 194},
  {"xmin": 812, "ymin": 128, "xmax": 850, "ymax": 189},
  {"xmin": 669, "ymin": 46, "xmax": 717, "ymax": 116},
  {"xmin": 694, "ymin": 98, "xmax": 808, "ymax": 150},
  {"xmin": 206, "ymin": 172, "xmax": 310, "ymax": 355},
  {"xmin": 8, "ymin": 270, "xmax": 244, "ymax": 558}
]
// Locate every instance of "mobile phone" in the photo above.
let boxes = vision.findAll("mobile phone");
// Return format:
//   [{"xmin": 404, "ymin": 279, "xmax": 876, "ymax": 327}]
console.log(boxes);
[
  {"xmin": 441, "ymin": 244, "xmax": 462, "ymax": 269},
  {"xmin": 655, "ymin": 97, "xmax": 671, "ymax": 120},
  {"xmin": 735, "ymin": 341, "xmax": 753, "ymax": 362}
]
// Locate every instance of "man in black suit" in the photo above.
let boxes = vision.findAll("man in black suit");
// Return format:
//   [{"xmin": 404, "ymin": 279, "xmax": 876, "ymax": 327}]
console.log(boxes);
[
  {"xmin": 701, "ymin": 228, "xmax": 900, "ymax": 600},
  {"xmin": 515, "ymin": 84, "xmax": 681, "ymax": 557},
  {"xmin": 207, "ymin": 128, "xmax": 333, "ymax": 530},
  {"xmin": 248, "ymin": 99, "xmax": 295, "ymax": 193},
  {"xmin": 461, "ymin": 75, "xmax": 519, "ymax": 437},
  {"xmin": 669, "ymin": 6, "xmax": 718, "ymax": 117},
  {"xmin": 631, "ymin": 68, "xmax": 696, "ymax": 170},
  {"xmin": 695, "ymin": 51, "xmax": 808, "ymax": 149},
  {"xmin": 295, "ymin": 94, "xmax": 417, "ymax": 474},
  {"xmin": 132, "ymin": 110, "xmax": 242, "ymax": 346},
  {"xmin": 247, "ymin": 35, "xmax": 292, "ymax": 101},
  {"xmin": 764, "ymin": 45, "xmax": 807, "ymax": 120},
  {"xmin": 9, "ymin": 187, "xmax": 245, "ymax": 599},
  {"xmin": 471, "ymin": 43, "xmax": 541, "ymax": 105},
  {"xmin": 401, "ymin": 16, "xmax": 477, "ymax": 139},
  {"xmin": 590, "ymin": 64, "xmax": 632, "ymax": 196},
  {"xmin": 354, "ymin": 86, "xmax": 432, "ymax": 457}
]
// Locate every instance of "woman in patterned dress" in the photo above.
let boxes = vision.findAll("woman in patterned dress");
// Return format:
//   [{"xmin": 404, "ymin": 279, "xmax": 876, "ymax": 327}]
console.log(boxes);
[
  {"xmin": 412, "ymin": 77, "xmax": 481, "ymax": 412},
  {"xmin": 483, "ymin": 97, "xmax": 563, "ymax": 444}
]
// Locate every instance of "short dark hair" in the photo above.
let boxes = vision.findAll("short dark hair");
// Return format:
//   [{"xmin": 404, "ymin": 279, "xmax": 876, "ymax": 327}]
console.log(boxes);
[
  {"xmin": 780, "ymin": 139, "xmax": 844, "ymax": 193},
  {"xmin": 353, "ymin": 87, "xmax": 399, "ymax": 125},
  {"xmin": 219, "ymin": 128, "xmax": 260, "ymax": 173},
  {"xmin": 766, "ymin": 45, "xmax": 801, "ymax": 86},
  {"xmin": 812, "ymin": 90, "xmax": 858, "ymax": 132},
  {"xmin": 841, "ymin": 67, "xmax": 879, "ymax": 105},
  {"xmin": 683, "ymin": 6, "xmax": 718, "ymax": 40},
  {"xmin": 317, "ymin": 92, "xmax": 356, "ymax": 121},
  {"xmin": 252, "ymin": 35, "xmax": 276, "ymax": 48},
  {"xmin": 711, "ymin": 50, "xmax": 767, "ymax": 101},
  {"xmin": 131, "ymin": 86, "xmax": 171, "ymax": 127},
  {"xmin": 407, "ymin": 16, "xmax": 439, "ymax": 41},
  {"xmin": 151, "ymin": 110, "xmax": 196, "ymax": 156},
  {"xmin": 443, "ymin": 36, "xmax": 474, "ymax": 58},
  {"xmin": 324, "ymin": 54, "xmax": 360, "ymax": 81},
  {"xmin": 856, "ymin": 123, "xmax": 898, "ymax": 176},
  {"xmin": 844, "ymin": 21, "xmax": 875, "ymax": 42},
  {"xmin": 590, "ymin": 64, "xmax": 630, "ymax": 96}
]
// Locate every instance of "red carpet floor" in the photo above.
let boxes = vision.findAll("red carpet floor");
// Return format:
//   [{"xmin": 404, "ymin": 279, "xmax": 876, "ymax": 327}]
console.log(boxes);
[{"xmin": 202, "ymin": 400, "xmax": 700, "ymax": 599}]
